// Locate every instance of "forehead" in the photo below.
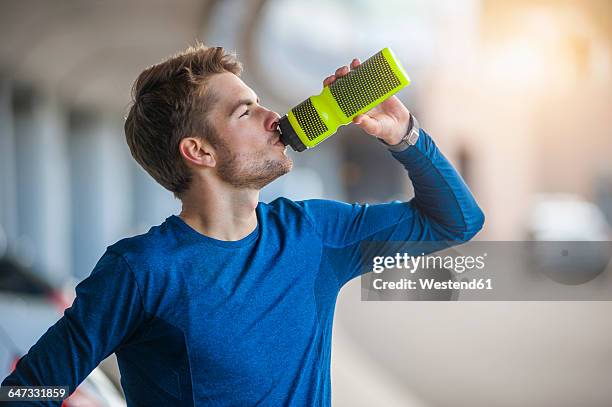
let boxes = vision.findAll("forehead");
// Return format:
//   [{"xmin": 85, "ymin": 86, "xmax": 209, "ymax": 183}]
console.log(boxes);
[{"xmin": 209, "ymin": 72, "xmax": 256, "ymax": 110}]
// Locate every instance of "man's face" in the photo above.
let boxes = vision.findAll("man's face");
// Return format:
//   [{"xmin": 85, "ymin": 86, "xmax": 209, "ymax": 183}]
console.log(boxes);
[{"xmin": 205, "ymin": 72, "xmax": 293, "ymax": 189}]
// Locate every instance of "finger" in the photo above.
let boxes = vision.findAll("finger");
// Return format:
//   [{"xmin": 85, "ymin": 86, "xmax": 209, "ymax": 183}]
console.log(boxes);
[
  {"xmin": 350, "ymin": 58, "xmax": 361, "ymax": 70},
  {"xmin": 335, "ymin": 65, "xmax": 349, "ymax": 77},
  {"xmin": 353, "ymin": 114, "xmax": 381, "ymax": 136},
  {"xmin": 323, "ymin": 75, "xmax": 335, "ymax": 87}
]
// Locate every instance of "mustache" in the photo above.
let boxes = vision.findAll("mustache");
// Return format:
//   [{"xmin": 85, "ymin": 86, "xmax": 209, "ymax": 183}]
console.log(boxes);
[{"xmin": 269, "ymin": 130, "xmax": 281, "ymax": 145}]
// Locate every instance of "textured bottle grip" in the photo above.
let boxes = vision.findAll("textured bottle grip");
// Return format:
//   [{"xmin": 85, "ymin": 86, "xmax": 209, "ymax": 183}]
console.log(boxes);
[
  {"xmin": 283, "ymin": 48, "xmax": 409, "ymax": 151},
  {"xmin": 328, "ymin": 50, "xmax": 402, "ymax": 117}
]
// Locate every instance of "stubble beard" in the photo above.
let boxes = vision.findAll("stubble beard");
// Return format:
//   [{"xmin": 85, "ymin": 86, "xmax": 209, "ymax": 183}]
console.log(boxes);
[{"xmin": 215, "ymin": 143, "xmax": 293, "ymax": 189}]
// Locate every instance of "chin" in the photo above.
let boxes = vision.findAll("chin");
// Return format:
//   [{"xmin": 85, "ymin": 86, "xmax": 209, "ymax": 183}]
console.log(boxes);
[
  {"xmin": 272, "ymin": 156, "xmax": 293, "ymax": 178},
  {"xmin": 248, "ymin": 156, "xmax": 293, "ymax": 189}
]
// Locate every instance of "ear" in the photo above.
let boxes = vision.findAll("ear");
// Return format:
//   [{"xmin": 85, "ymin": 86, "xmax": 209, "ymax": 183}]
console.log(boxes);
[{"xmin": 179, "ymin": 137, "xmax": 216, "ymax": 168}]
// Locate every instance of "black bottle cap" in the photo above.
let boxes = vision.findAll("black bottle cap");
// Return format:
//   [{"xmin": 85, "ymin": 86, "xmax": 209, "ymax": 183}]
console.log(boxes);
[{"xmin": 278, "ymin": 115, "xmax": 306, "ymax": 152}]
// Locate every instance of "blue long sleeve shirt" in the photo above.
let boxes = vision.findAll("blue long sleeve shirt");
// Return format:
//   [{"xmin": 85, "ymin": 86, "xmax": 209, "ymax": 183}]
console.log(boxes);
[{"xmin": 2, "ymin": 129, "xmax": 484, "ymax": 406}]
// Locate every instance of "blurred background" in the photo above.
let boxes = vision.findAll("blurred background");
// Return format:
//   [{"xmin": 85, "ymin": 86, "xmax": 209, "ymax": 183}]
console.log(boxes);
[{"xmin": 1, "ymin": 0, "xmax": 611, "ymax": 405}]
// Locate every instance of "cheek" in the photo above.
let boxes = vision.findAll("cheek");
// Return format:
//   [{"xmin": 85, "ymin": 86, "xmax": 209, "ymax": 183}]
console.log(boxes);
[
  {"xmin": 241, "ymin": 135, "xmax": 271, "ymax": 151},
  {"xmin": 224, "ymin": 125, "xmax": 270, "ymax": 151},
  {"xmin": 223, "ymin": 139, "xmax": 263, "ymax": 158},
  {"xmin": 218, "ymin": 127, "xmax": 248, "ymax": 149}
]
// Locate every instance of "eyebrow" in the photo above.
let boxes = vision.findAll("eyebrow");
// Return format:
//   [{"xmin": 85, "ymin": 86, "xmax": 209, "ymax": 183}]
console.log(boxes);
[{"xmin": 228, "ymin": 96, "xmax": 260, "ymax": 117}]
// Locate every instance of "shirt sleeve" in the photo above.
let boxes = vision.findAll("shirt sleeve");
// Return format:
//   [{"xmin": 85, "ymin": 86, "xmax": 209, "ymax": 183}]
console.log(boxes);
[
  {"xmin": 1, "ymin": 250, "xmax": 146, "ymax": 406},
  {"xmin": 296, "ymin": 128, "xmax": 485, "ymax": 287}
]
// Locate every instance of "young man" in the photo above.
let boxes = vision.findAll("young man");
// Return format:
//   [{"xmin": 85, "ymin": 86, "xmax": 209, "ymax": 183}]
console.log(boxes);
[{"xmin": 2, "ymin": 44, "xmax": 484, "ymax": 406}]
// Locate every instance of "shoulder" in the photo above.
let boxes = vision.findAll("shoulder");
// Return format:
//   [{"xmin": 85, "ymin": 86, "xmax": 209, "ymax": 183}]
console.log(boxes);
[
  {"xmin": 107, "ymin": 225, "xmax": 160, "ymax": 255},
  {"xmin": 263, "ymin": 197, "xmax": 354, "ymax": 214},
  {"xmin": 104, "ymin": 218, "xmax": 179, "ymax": 269},
  {"xmin": 261, "ymin": 196, "xmax": 349, "ymax": 221},
  {"xmin": 259, "ymin": 196, "xmax": 303, "ymax": 217},
  {"xmin": 261, "ymin": 197, "xmax": 361, "ymax": 234}
]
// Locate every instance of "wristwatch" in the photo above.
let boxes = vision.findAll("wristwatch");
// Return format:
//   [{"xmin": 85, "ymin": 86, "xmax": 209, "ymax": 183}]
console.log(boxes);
[{"xmin": 379, "ymin": 114, "xmax": 420, "ymax": 152}]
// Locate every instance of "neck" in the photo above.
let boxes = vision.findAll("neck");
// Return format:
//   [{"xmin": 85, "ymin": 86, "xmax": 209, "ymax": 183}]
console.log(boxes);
[{"xmin": 178, "ymin": 179, "xmax": 259, "ymax": 241}]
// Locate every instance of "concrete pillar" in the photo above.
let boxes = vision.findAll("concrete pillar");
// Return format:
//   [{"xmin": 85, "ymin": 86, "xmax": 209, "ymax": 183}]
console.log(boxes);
[
  {"xmin": 13, "ymin": 86, "xmax": 71, "ymax": 283},
  {"xmin": 0, "ymin": 75, "xmax": 17, "ymax": 253},
  {"xmin": 69, "ymin": 111, "xmax": 133, "ymax": 279}
]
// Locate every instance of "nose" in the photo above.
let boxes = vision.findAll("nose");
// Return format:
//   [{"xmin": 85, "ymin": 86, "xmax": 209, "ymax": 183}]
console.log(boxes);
[{"xmin": 264, "ymin": 110, "xmax": 281, "ymax": 132}]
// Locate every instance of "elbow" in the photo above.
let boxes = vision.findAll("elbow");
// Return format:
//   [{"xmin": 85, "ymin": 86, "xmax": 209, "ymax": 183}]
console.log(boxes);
[
  {"xmin": 428, "ymin": 205, "xmax": 485, "ymax": 243},
  {"xmin": 458, "ymin": 206, "xmax": 485, "ymax": 242},
  {"xmin": 440, "ymin": 205, "xmax": 485, "ymax": 243}
]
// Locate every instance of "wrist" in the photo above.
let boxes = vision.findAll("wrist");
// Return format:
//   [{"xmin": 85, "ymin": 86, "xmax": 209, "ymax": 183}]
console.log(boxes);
[
  {"xmin": 379, "ymin": 114, "xmax": 419, "ymax": 152},
  {"xmin": 380, "ymin": 114, "xmax": 411, "ymax": 145}
]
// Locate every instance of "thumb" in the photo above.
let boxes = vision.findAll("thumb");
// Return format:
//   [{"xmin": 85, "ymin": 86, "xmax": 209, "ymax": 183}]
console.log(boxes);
[{"xmin": 353, "ymin": 114, "xmax": 381, "ymax": 136}]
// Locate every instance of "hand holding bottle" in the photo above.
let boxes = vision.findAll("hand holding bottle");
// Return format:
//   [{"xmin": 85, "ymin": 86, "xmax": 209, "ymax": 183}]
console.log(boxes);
[{"xmin": 323, "ymin": 57, "xmax": 411, "ymax": 146}]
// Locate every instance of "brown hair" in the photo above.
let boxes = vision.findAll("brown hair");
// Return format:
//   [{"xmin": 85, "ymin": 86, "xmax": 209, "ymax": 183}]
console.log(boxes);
[{"xmin": 124, "ymin": 43, "xmax": 242, "ymax": 198}]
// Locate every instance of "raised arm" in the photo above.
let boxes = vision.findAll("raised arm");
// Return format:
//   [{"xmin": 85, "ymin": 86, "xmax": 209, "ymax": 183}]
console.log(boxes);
[{"xmin": 297, "ymin": 57, "xmax": 485, "ymax": 287}]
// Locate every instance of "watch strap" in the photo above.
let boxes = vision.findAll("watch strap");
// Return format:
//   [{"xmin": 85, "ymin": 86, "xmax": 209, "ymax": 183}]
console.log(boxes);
[{"xmin": 379, "ymin": 114, "xmax": 420, "ymax": 152}]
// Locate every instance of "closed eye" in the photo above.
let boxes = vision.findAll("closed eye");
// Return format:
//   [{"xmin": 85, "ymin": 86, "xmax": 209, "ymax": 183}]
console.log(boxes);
[{"xmin": 240, "ymin": 110, "xmax": 250, "ymax": 118}]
